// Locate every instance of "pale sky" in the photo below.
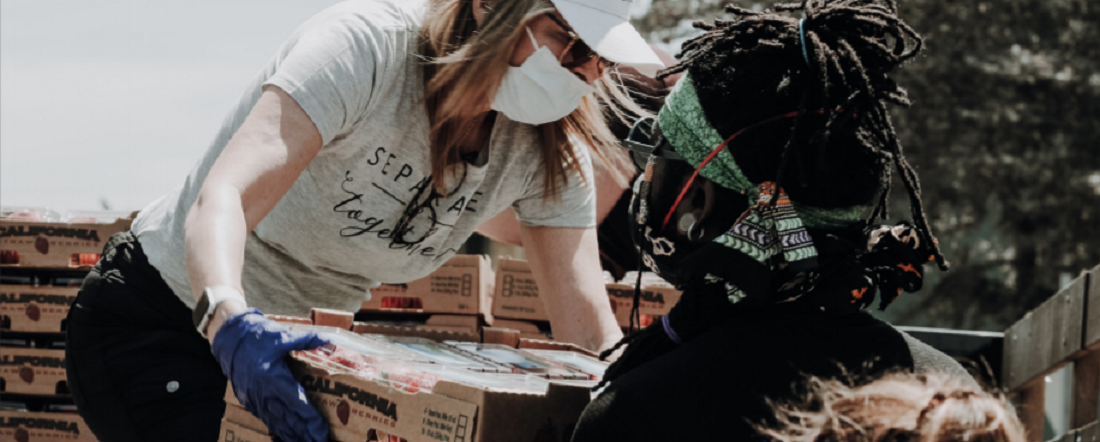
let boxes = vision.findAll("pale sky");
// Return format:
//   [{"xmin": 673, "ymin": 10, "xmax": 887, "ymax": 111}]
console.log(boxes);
[
  {"xmin": 1, "ymin": 1, "xmax": 345, "ymax": 211},
  {"xmin": 0, "ymin": 0, "xmax": 662, "ymax": 212}
]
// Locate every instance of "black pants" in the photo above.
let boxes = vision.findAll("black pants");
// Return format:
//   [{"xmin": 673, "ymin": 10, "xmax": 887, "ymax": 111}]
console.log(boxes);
[{"xmin": 66, "ymin": 232, "xmax": 227, "ymax": 441}]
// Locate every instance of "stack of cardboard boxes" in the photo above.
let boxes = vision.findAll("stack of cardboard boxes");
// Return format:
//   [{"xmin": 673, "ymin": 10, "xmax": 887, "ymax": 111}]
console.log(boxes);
[
  {"xmin": 0, "ymin": 209, "xmax": 133, "ymax": 442},
  {"xmin": 355, "ymin": 255, "xmax": 682, "ymax": 341},
  {"xmin": 221, "ymin": 308, "xmax": 599, "ymax": 442},
  {"xmin": 493, "ymin": 259, "xmax": 683, "ymax": 334},
  {"xmin": 489, "ymin": 258, "xmax": 555, "ymax": 340},
  {"xmin": 216, "ymin": 253, "xmax": 680, "ymax": 441},
  {"xmin": 357, "ymin": 254, "xmax": 497, "ymax": 342}
]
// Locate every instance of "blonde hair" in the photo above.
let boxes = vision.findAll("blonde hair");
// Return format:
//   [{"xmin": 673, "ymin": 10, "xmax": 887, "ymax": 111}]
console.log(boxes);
[
  {"xmin": 760, "ymin": 373, "xmax": 1026, "ymax": 442},
  {"xmin": 418, "ymin": 0, "xmax": 639, "ymax": 197}
]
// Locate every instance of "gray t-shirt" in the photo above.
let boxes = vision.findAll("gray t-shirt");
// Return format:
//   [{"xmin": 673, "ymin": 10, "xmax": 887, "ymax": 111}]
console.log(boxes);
[{"xmin": 131, "ymin": 0, "xmax": 596, "ymax": 316}]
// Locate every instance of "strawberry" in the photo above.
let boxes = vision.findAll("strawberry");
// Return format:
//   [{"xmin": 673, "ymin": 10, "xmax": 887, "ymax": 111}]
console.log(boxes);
[
  {"xmin": 19, "ymin": 366, "xmax": 34, "ymax": 383},
  {"xmin": 34, "ymin": 234, "xmax": 49, "ymax": 254},
  {"xmin": 25, "ymin": 304, "xmax": 40, "ymax": 322},
  {"xmin": 337, "ymin": 400, "xmax": 350, "ymax": 425}
]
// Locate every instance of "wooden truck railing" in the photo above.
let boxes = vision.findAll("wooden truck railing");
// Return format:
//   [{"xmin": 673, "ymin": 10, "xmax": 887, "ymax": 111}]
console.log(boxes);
[{"xmin": 1003, "ymin": 264, "xmax": 1099, "ymax": 442}]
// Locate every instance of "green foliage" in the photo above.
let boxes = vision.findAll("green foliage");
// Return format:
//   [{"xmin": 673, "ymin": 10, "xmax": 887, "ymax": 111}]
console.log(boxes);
[{"xmin": 634, "ymin": 0, "xmax": 1100, "ymax": 330}]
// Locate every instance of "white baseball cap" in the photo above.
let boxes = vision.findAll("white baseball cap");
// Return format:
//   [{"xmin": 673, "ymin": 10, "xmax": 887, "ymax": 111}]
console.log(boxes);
[{"xmin": 550, "ymin": 0, "xmax": 665, "ymax": 76}]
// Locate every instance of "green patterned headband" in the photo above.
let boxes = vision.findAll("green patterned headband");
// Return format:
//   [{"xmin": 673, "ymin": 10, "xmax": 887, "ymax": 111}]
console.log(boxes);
[{"xmin": 656, "ymin": 72, "xmax": 866, "ymax": 229}]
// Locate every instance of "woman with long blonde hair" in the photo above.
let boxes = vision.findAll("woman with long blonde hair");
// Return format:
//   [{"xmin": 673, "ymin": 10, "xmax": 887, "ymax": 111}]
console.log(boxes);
[
  {"xmin": 761, "ymin": 373, "xmax": 1026, "ymax": 442},
  {"xmin": 64, "ymin": 1, "xmax": 661, "ymax": 440}
]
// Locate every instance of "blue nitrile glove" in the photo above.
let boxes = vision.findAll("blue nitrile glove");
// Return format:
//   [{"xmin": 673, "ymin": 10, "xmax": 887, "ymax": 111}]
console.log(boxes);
[{"xmin": 212, "ymin": 308, "xmax": 330, "ymax": 442}]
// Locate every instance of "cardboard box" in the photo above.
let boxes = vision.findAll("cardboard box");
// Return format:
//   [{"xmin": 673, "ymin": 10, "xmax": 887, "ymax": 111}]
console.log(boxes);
[
  {"xmin": 0, "ymin": 212, "xmax": 134, "ymax": 270},
  {"xmin": 225, "ymin": 383, "xmax": 241, "ymax": 408},
  {"xmin": 605, "ymin": 283, "xmax": 682, "ymax": 328},
  {"xmin": 432, "ymin": 381, "xmax": 589, "ymax": 442},
  {"xmin": 224, "ymin": 404, "xmax": 269, "ymax": 435},
  {"xmin": 0, "ymin": 410, "xmax": 99, "ymax": 442},
  {"xmin": 1, "ymin": 285, "xmax": 79, "ymax": 333},
  {"xmin": 491, "ymin": 319, "xmax": 551, "ymax": 341},
  {"xmin": 489, "ymin": 259, "xmax": 680, "ymax": 328},
  {"xmin": 361, "ymin": 255, "xmax": 494, "ymax": 317},
  {"xmin": 0, "ymin": 347, "xmax": 68, "ymax": 396},
  {"xmin": 424, "ymin": 314, "xmax": 479, "ymax": 330},
  {"xmin": 491, "ymin": 259, "xmax": 547, "ymax": 321},
  {"xmin": 481, "ymin": 327, "xmax": 521, "ymax": 348},
  {"xmin": 355, "ymin": 314, "xmax": 481, "ymax": 336},
  {"xmin": 517, "ymin": 339, "xmax": 598, "ymax": 358},
  {"xmin": 488, "ymin": 259, "xmax": 683, "ymax": 327},
  {"xmin": 268, "ymin": 315, "xmax": 311, "ymax": 325},
  {"xmin": 352, "ymin": 322, "xmax": 480, "ymax": 343},
  {"xmin": 288, "ymin": 352, "xmax": 591, "ymax": 442},
  {"xmin": 218, "ymin": 419, "xmax": 273, "ymax": 442},
  {"xmin": 311, "ymin": 308, "xmax": 355, "ymax": 330}
]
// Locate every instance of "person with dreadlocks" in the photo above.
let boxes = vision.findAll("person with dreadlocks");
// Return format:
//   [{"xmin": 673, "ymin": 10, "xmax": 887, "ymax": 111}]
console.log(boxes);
[{"xmin": 571, "ymin": 1, "xmax": 976, "ymax": 441}]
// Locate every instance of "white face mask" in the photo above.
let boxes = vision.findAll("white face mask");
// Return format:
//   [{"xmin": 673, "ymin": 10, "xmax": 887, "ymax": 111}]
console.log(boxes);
[{"xmin": 491, "ymin": 27, "xmax": 596, "ymax": 125}]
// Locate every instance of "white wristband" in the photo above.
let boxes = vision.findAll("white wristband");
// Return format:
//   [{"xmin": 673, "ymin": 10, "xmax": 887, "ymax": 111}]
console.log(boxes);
[{"xmin": 193, "ymin": 285, "xmax": 246, "ymax": 340}]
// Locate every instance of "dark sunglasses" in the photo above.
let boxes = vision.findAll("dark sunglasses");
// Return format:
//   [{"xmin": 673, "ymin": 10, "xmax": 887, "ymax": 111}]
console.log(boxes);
[
  {"xmin": 545, "ymin": 13, "xmax": 616, "ymax": 72},
  {"xmin": 622, "ymin": 116, "xmax": 684, "ymax": 172}
]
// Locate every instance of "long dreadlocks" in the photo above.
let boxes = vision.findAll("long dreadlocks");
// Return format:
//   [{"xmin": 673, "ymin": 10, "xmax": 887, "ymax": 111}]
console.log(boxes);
[{"xmin": 595, "ymin": 0, "xmax": 947, "ymax": 390}]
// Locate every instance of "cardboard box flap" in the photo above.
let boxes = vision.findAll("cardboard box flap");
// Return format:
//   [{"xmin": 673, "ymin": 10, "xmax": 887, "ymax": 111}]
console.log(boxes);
[
  {"xmin": 425, "ymin": 315, "xmax": 481, "ymax": 328},
  {"xmin": 352, "ymin": 322, "xmax": 480, "ymax": 343},
  {"xmin": 310, "ymin": 308, "xmax": 354, "ymax": 330},
  {"xmin": 491, "ymin": 319, "xmax": 541, "ymax": 333},
  {"xmin": 481, "ymin": 327, "xmax": 520, "ymax": 348},
  {"xmin": 517, "ymin": 339, "xmax": 599, "ymax": 358}
]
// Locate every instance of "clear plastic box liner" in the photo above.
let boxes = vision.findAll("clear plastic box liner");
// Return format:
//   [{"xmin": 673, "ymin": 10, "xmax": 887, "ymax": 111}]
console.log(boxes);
[
  {"xmin": 0, "ymin": 207, "xmax": 132, "ymax": 224},
  {"xmin": 380, "ymin": 337, "xmax": 510, "ymax": 373},
  {"xmin": 1, "ymin": 208, "xmax": 58, "ymax": 222},
  {"xmin": 524, "ymin": 350, "xmax": 609, "ymax": 380},
  {"xmin": 621, "ymin": 271, "xmax": 675, "ymax": 288},
  {"xmin": 287, "ymin": 325, "xmax": 427, "ymax": 361},
  {"xmin": 296, "ymin": 346, "xmax": 445, "ymax": 394},
  {"xmin": 447, "ymin": 343, "xmax": 590, "ymax": 380},
  {"xmin": 295, "ymin": 344, "xmax": 550, "ymax": 395}
]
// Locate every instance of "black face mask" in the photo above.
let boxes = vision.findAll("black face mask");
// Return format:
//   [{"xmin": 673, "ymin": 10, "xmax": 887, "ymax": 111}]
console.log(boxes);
[
  {"xmin": 626, "ymin": 143, "xmax": 936, "ymax": 315},
  {"xmin": 626, "ymin": 144, "xmax": 689, "ymax": 288},
  {"xmin": 625, "ymin": 154, "xmax": 748, "ymax": 290}
]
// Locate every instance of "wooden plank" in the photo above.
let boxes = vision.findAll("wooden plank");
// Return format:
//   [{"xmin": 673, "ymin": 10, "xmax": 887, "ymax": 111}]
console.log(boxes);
[
  {"xmin": 1087, "ymin": 265, "xmax": 1100, "ymax": 350},
  {"xmin": 1016, "ymin": 379, "xmax": 1047, "ymax": 442},
  {"xmin": 1047, "ymin": 429, "xmax": 1076, "ymax": 442},
  {"xmin": 1076, "ymin": 421, "xmax": 1099, "ymax": 442},
  {"xmin": 898, "ymin": 326, "xmax": 1004, "ymax": 384},
  {"xmin": 1075, "ymin": 350, "xmax": 1100, "ymax": 429},
  {"xmin": 1004, "ymin": 276, "xmax": 1088, "ymax": 390}
]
